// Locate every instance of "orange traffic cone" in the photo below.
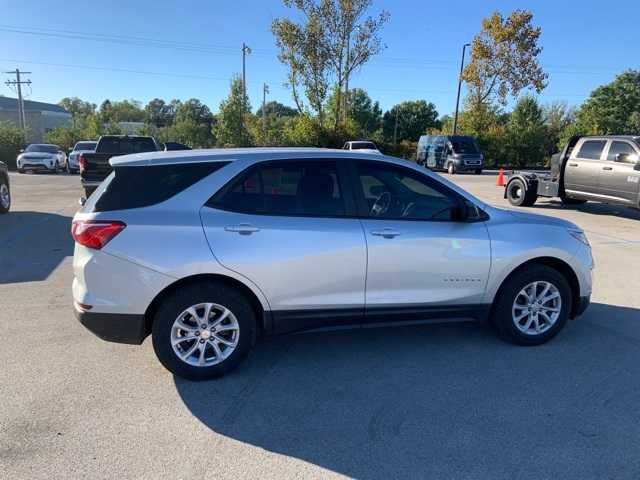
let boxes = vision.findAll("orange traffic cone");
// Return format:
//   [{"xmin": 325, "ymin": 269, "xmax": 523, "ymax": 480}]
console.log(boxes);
[{"xmin": 496, "ymin": 168, "xmax": 506, "ymax": 187}]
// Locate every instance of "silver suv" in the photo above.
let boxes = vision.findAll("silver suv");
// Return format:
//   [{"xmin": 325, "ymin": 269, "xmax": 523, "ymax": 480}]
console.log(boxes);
[{"xmin": 72, "ymin": 148, "xmax": 593, "ymax": 380}]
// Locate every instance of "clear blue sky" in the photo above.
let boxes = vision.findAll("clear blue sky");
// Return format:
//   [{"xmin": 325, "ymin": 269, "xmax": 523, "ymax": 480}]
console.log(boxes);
[{"xmin": 1, "ymin": 0, "xmax": 638, "ymax": 117}]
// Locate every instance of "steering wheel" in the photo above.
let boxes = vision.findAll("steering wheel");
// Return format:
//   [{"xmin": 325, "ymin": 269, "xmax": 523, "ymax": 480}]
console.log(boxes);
[
  {"xmin": 402, "ymin": 202, "xmax": 416, "ymax": 217},
  {"xmin": 371, "ymin": 191, "xmax": 391, "ymax": 216}
]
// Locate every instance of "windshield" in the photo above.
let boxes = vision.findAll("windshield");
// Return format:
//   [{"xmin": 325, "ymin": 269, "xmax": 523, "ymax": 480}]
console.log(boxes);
[
  {"xmin": 351, "ymin": 142, "xmax": 377, "ymax": 150},
  {"xmin": 449, "ymin": 137, "xmax": 480, "ymax": 154},
  {"xmin": 74, "ymin": 142, "xmax": 97, "ymax": 151},
  {"xmin": 25, "ymin": 144, "xmax": 59, "ymax": 154}
]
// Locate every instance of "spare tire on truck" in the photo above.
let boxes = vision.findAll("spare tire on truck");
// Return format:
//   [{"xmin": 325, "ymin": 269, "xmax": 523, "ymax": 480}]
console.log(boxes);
[{"xmin": 506, "ymin": 178, "xmax": 538, "ymax": 207}]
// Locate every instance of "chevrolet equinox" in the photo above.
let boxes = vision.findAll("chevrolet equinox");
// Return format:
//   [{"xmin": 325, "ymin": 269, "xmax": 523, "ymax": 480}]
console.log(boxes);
[{"xmin": 72, "ymin": 148, "xmax": 593, "ymax": 380}]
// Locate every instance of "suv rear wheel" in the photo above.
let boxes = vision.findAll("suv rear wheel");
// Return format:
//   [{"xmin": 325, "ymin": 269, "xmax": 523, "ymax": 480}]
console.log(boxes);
[
  {"xmin": 152, "ymin": 282, "xmax": 256, "ymax": 380},
  {"xmin": 491, "ymin": 265, "xmax": 571, "ymax": 346},
  {"xmin": 0, "ymin": 177, "xmax": 10, "ymax": 213}
]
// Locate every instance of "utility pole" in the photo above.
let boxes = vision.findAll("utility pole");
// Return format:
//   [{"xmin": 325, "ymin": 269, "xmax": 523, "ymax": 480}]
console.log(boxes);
[
  {"xmin": 453, "ymin": 43, "xmax": 470, "ymax": 135},
  {"xmin": 4, "ymin": 69, "xmax": 32, "ymax": 132},
  {"xmin": 393, "ymin": 106, "xmax": 399, "ymax": 145},
  {"xmin": 241, "ymin": 43, "xmax": 251, "ymax": 145},
  {"xmin": 262, "ymin": 83, "xmax": 269, "ymax": 137}
]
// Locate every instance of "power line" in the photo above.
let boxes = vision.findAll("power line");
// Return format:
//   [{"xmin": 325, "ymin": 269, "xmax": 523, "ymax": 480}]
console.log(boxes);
[{"xmin": 0, "ymin": 58, "xmax": 232, "ymax": 81}]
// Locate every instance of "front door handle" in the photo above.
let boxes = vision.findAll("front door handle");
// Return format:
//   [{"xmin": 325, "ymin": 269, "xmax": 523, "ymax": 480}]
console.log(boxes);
[
  {"xmin": 568, "ymin": 163, "xmax": 579, "ymax": 167},
  {"xmin": 224, "ymin": 224, "xmax": 260, "ymax": 235},
  {"xmin": 602, "ymin": 166, "xmax": 613, "ymax": 171},
  {"xmin": 371, "ymin": 228, "xmax": 401, "ymax": 239}
]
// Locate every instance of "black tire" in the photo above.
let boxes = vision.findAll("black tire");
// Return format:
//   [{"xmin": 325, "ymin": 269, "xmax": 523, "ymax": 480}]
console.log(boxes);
[
  {"xmin": 447, "ymin": 163, "xmax": 455, "ymax": 175},
  {"xmin": 0, "ymin": 176, "xmax": 10, "ymax": 214},
  {"xmin": 491, "ymin": 265, "xmax": 572, "ymax": 346},
  {"xmin": 475, "ymin": 169, "xmax": 482, "ymax": 175},
  {"xmin": 18, "ymin": 168, "xmax": 24, "ymax": 174},
  {"xmin": 561, "ymin": 196, "xmax": 587, "ymax": 206},
  {"xmin": 152, "ymin": 282, "xmax": 257, "ymax": 380},
  {"xmin": 506, "ymin": 178, "xmax": 537, "ymax": 207}
]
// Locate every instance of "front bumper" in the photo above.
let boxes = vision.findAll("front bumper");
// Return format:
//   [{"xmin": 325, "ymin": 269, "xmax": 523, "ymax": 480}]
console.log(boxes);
[
  {"xmin": 455, "ymin": 162, "xmax": 483, "ymax": 172},
  {"xmin": 74, "ymin": 307, "xmax": 146, "ymax": 344},
  {"xmin": 19, "ymin": 162, "xmax": 55, "ymax": 171},
  {"xmin": 573, "ymin": 295, "xmax": 591, "ymax": 319}
]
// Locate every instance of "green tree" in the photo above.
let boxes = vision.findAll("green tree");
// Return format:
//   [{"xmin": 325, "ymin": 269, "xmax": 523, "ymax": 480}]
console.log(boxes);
[
  {"xmin": 99, "ymin": 99, "xmax": 145, "ymax": 123},
  {"xmin": 272, "ymin": 0, "xmax": 389, "ymax": 128},
  {"xmin": 382, "ymin": 100, "xmax": 439, "ymax": 143},
  {"xmin": 256, "ymin": 101, "xmax": 298, "ymax": 119},
  {"xmin": 145, "ymin": 98, "xmax": 174, "ymax": 127},
  {"xmin": 328, "ymin": 87, "xmax": 382, "ymax": 138},
  {"xmin": 59, "ymin": 97, "xmax": 96, "ymax": 119},
  {"xmin": 214, "ymin": 77, "xmax": 252, "ymax": 147},
  {"xmin": 543, "ymin": 101, "xmax": 574, "ymax": 154},
  {"xmin": 462, "ymin": 10, "xmax": 547, "ymax": 106},
  {"xmin": 573, "ymin": 70, "xmax": 640, "ymax": 135},
  {"xmin": 504, "ymin": 96, "xmax": 546, "ymax": 167}
]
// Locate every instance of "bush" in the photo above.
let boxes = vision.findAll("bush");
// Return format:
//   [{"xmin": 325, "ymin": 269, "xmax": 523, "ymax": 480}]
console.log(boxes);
[{"xmin": 0, "ymin": 121, "xmax": 25, "ymax": 169}]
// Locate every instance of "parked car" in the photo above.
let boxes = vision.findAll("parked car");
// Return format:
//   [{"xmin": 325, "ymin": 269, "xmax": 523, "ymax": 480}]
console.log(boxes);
[
  {"xmin": 163, "ymin": 142, "xmax": 191, "ymax": 151},
  {"xmin": 16, "ymin": 144, "xmax": 63, "ymax": 173},
  {"xmin": 72, "ymin": 148, "xmax": 593, "ymax": 380},
  {"xmin": 505, "ymin": 135, "xmax": 640, "ymax": 209},
  {"xmin": 417, "ymin": 135, "xmax": 483, "ymax": 175},
  {"xmin": 343, "ymin": 141, "xmax": 382, "ymax": 154},
  {"xmin": 0, "ymin": 160, "xmax": 10, "ymax": 214},
  {"xmin": 79, "ymin": 135, "xmax": 160, "ymax": 197},
  {"xmin": 67, "ymin": 141, "xmax": 97, "ymax": 174}
]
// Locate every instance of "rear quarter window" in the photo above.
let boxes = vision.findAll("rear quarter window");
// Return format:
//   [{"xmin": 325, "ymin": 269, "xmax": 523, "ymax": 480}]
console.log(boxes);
[{"xmin": 84, "ymin": 162, "xmax": 228, "ymax": 212}]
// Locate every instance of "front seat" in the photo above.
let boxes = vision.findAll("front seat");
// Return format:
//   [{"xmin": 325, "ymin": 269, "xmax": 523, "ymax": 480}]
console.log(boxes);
[{"xmin": 296, "ymin": 171, "xmax": 340, "ymax": 216}]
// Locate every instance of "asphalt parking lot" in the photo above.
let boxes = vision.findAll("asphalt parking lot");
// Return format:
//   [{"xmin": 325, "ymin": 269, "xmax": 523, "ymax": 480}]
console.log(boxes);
[{"xmin": 1, "ymin": 170, "xmax": 639, "ymax": 479}]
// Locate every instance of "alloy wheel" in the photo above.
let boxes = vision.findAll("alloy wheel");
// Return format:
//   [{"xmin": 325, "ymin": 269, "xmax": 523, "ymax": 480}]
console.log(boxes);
[
  {"xmin": 0, "ymin": 183, "xmax": 10, "ymax": 209},
  {"xmin": 170, "ymin": 303, "xmax": 240, "ymax": 367},
  {"xmin": 511, "ymin": 281, "xmax": 562, "ymax": 335}
]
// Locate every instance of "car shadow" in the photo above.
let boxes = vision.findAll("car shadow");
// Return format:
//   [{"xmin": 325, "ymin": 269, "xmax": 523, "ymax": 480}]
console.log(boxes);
[
  {"xmin": 174, "ymin": 302, "xmax": 640, "ymax": 479},
  {"xmin": 0, "ymin": 211, "xmax": 74, "ymax": 283},
  {"xmin": 533, "ymin": 199, "xmax": 640, "ymax": 220}
]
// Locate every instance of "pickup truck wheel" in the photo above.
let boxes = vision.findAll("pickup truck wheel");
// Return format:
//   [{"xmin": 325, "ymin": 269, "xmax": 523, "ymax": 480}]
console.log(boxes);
[
  {"xmin": 152, "ymin": 282, "xmax": 256, "ymax": 381},
  {"xmin": 506, "ymin": 178, "xmax": 537, "ymax": 207},
  {"xmin": 0, "ymin": 178, "xmax": 10, "ymax": 214},
  {"xmin": 492, "ymin": 265, "xmax": 571, "ymax": 346},
  {"xmin": 447, "ymin": 163, "xmax": 455, "ymax": 175}
]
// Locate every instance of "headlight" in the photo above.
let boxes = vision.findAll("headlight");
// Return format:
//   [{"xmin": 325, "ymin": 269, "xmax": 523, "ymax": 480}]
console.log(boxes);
[{"xmin": 569, "ymin": 229, "xmax": 589, "ymax": 246}]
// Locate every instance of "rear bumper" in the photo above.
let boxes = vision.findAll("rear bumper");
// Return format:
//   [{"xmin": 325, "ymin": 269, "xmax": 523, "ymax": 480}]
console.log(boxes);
[{"xmin": 74, "ymin": 307, "xmax": 146, "ymax": 344}]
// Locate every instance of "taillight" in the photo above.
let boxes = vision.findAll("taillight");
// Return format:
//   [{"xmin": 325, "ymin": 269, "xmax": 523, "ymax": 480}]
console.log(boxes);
[
  {"xmin": 71, "ymin": 220, "xmax": 126, "ymax": 249},
  {"xmin": 78, "ymin": 153, "xmax": 86, "ymax": 173}
]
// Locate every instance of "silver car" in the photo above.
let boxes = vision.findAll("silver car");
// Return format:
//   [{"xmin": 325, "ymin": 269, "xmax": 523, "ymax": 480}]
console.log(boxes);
[
  {"xmin": 72, "ymin": 148, "xmax": 593, "ymax": 380},
  {"xmin": 17, "ymin": 144, "xmax": 62, "ymax": 173},
  {"xmin": 68, "ymin": 141, "xmax": 97, "ymax": 174}
]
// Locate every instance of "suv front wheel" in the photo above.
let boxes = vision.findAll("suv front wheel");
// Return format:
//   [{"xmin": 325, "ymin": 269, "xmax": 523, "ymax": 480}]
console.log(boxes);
[
  {"xmin": 0, "ymin": 176, "xmax": 10, "ymax": 213},
  {"xmin": 491, "ymin": 265, "xmax": 571, "ymax": 346},
  {"xmin": 152, "ymin": 283, "xmax": 256, "ymax": 380}
]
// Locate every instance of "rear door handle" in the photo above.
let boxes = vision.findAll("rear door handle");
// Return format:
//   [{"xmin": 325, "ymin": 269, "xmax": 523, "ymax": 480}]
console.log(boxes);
[
  {"xmin": 568, "ymin": 163, "xmax": 579, "ymax": 167},
  {"xmin": 602, "ymin": 166, "xmax": 613, "ymax": 171},
  {"xmin": 224, "ymin": 224, "xmax": 260, "ymax": 235},
  {"xmin": 371, "ymin": 228, "xmax": 401, "ymax": 239}
]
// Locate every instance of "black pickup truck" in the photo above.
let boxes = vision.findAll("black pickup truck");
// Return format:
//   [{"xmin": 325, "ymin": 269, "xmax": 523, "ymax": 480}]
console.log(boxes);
[{"xmin": 80, "ymin": 135, "xmax": 160, "ymax": 197}]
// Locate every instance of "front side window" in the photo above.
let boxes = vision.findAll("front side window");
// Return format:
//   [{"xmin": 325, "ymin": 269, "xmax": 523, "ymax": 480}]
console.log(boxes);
[
  {"xmin": 356, "ymin": 161, "xmax": 462, "ymax": 221},
  {"xmin": 607, "ymin": 141, "xmax": 638, "ymax": 163},
  {"xmin": 577, "ymin": 140, "xmax": 606, "ymax": 160},
  {"xmin": 449, "ymin": 137, "xmax": 480, "ymax": 154},
  {"xmin": 210, "ymin": 161, "xmax": 346, "ymax": 217}
]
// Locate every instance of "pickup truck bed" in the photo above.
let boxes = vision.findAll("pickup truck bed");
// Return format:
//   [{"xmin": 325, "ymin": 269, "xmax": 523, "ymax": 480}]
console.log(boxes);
[{"xmin": 80, "ymin": 136, "xmax": 159, "ymax": 196}]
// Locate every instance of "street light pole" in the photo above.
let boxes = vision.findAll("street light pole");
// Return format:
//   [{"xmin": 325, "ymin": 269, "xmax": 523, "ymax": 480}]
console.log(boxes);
[{"xmin": 453, "ymin": 43, "xmax": 470, "ymax": 135}]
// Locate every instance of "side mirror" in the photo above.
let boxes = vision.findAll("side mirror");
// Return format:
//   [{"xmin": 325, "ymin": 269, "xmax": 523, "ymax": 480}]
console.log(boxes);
[{"xmin": 19, "ymin": 149, "xmax": 24, "ymax": 153}]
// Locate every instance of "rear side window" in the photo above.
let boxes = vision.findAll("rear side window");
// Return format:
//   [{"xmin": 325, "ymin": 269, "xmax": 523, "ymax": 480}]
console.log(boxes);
[
  {"xmin": 607, "ymin": 141, "xmax": 637, "ymax": 162},
  {"xmin": 209, "ymin": 160, "xmax": 346, "ymax": 217},
  {"xmin": 85, "ymin": 162, "xmax": 228, "ymax": 212},
  {"xmin": 98, "ymin": 137, "xmax": 158, "ymax": 154},
  {"xmin": 577, "ymin": 140, "xmax": 606, "ymax": 160}
]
